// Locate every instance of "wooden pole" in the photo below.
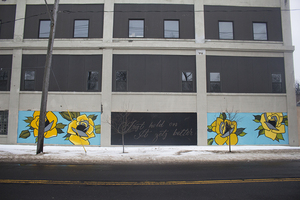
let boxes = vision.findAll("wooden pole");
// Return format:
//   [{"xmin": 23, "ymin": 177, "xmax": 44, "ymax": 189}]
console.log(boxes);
[{"xmin": 37, "ymin": 0, "xmax": 60, "ymax": 154}]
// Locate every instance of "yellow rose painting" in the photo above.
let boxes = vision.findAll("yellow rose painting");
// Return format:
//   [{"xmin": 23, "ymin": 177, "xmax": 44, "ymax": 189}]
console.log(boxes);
[
  {"xmin": 66, "ymin": 114, "xmax": 96, "ymax": 145},
  {"xmin": 207, "ymin": 113, "xmax": 247, "ymax": 145},
  {"xmin": 30, "ymin": 111, "xmax": 58, "ymax": 138},
  {"xmin": 254, "ymin": 112, "xmax": 288, "ymax": 142}
]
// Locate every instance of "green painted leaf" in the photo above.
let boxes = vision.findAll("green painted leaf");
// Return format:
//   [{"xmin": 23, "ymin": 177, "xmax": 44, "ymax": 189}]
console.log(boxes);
[
  {"xmin": 207, "ymin": 138, "xmax": 214, "ymax": 145},
  {"xmin": 56, "ymin": 123, "xmax": 67, "ymax": 129},
  {"xmin": 255, "ymin": 125, "xmax": 264, "ymax": 131},
  {"xmin": 59, "ymin": 112, "xmax": 73, "ymax": 121},
  {"xmin": 88, "ymin": 115, "xmax": 98, "ymax": 121},
  {"xmin": 276, "ymin": 133, "xmax": 284, "ymax": 140},
  {"xmin": 253, "ymin": 115, "xmax": 261, "ymax": 123},
  {"xmin": 239, "ymin": 132, "xmax": 247, "ymax": 137},
  {"xmin": 236, "ymin": 128, "xmax": 245, "ymax": 136},
  {"xmin": 63, "ymin": 133, "xmax": 71, "ymax": 138},
  {"xmin": 35, "ymin": 137, "xmax": 38, "ymax": 143},
  {"xmin": 57, "ymin": 128, "xmax": 64, "ymax": 134},
  {"xmin": 65, "ymin": 137, "xmax": 70, "ymax": 141},
  {"xmin": 95, "ymin": 125, "xmax": 101, "ymax": 134},
  {"xmin": 24, "ymin": 117, "xmax": 34, "ymax": 124},
  {"xmin": 220, "ymin": 113, "xmax": 227, "ymax": 120},
  {"xmin": 284, "ymin": 120, "xmax": 288, "ymax": 126},
  {"xmin": 207, "ymin": 125, "xmax": 213, "ymax": 130},
  {"xmin": 19, "ymin": 130, "xmax": 30, "ymax": 139},
  {"xmin": 258, "ymin": 129, "xmax": 265, "ymax": 137}
]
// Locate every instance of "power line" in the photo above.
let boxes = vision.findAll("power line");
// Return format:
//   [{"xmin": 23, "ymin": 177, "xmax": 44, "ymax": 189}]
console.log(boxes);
[{"xmin": 1, "ymin": 8, "xmax": 300, "ymax": 25}]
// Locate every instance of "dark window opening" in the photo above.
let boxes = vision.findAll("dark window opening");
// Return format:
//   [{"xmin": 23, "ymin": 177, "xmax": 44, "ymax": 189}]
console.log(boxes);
[
  {"xmin": 253, "ymin": 22, "xmax": 268, "ymax": 40},
  {"xmin": 39, "ymin": 20, "xmax": 51, "ymax": 38},
  {"xmin": 0, "ymin": 111, "xmax": 8, "ymax": 135},
  {"xmin": 210, "ymin": 72, "xmax": 221, "ymax": 92},
  {"xmin": 219, "ymin": 21, "xmax": 233, "ymax": 40},
  {"xmin": 24, "ymin": 71, "xmax": 35, "ymax": 90},
  {"xmin": 87, "ymin": 71, "xmax": 99, "ymax": 91},
  {"xmin": 129, "ymin": 20, "xmax": 144, "ymax": 38},
  {"xmin": 182, "ymin": 72, "xmax": 193, "ymax": 92},
  {"xmin": 164, "ymin": 20, "xmax": 179, "ymax": 38},
  {"xmin": 272, "ymin": 74, "xmax": 282, "ymax": 93},
  {"xmin": 74, "ymin": 20, "xmax": 89, "ymax": 38},
  {"xmin": 0, "ymin": 70, "xmax": 8, "ymax": 91},
  {"xmin": 116, "ymin": 71, "xmax": 127, "ymax": 91}
]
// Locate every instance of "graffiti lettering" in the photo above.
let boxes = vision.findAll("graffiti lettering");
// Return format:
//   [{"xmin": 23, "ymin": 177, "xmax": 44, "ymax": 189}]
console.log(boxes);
[
  {"xmin": 173, "ymin": 128, "xmax": 193, "ymax": 137},
  {"xmin": 153, "ymin": 130, "xmax": 168, "ymax": 143},
  {"xmin": 134, "ymin": 129, "xmax": 151, "ymax": 140},
  {"xmin": 149, "ymin": 120, "xmax": 165, "ymax": 128}
]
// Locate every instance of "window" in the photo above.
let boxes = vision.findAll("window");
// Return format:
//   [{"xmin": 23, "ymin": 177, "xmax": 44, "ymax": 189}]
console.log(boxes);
[
  {"xmin": 24, "ymin": 71, "xmax": 35, "ymax": 90},
  {"xmin": 272, "ymin": 74, "xmax": 282, "ymax": 93},
  {"xmin": 219, "ymin": 22, "xmax": 233, "ymax": 40},
  {"xmin": 164, "ymin": 20, "xmax": 179, "ymax": 38},
  {"xmin": 0, "ymin": 111, "xmax": 8, "ymax": 135},
  {"xmin": 129, "ymin": 20, "xmax": 144, "ymax": 38},
  {"xmin": 182, "ymin": 72, "xmax": 193, "ymax": 92},
  {"xmin": 74, "ymin": 20, "xmax": 89, "ymax": 38},
  {"xmin": 0, "ymin": 20, "xmax": 2, "ymax": 38},
  {"xmin": 39, "ymin": 20, "xmax": 51, "ymax": 38},
  {"xmin": 0, "ymin": 70, "xmax": 8, "ymax": 91},
  {"xmin": 210, "ymin": 72, "xmax": 221, "ymax": 92},
  {"xmin": 87, "ymin": 71, "xmax": 99, "ymax": 91},
  {"xmin": 116, "ymin": 71, "xmax": 127, "ymax": 91},
  {"xmin": 253, "ymin": 22, "xmax": 267, "ymax": 40}
]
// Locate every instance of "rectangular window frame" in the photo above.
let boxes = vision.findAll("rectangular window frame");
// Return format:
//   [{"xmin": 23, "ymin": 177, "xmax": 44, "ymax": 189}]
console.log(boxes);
[
  {"xmin": 74, "ymin": 19, "xmax": 89, "ymax": 38},
  {"xmin": 209, "ymin": 72, "xmax": 221, "ymax": 92},
  {"xmin": 272, "ymin": 73, "xmax": 282, "ymax": 93},
  {"xmin": 164, "ymin": 20, "xmax": 180, "ymax": 38},
  {"xmin": 181, "ymin": 72, "xmax": 193, "ymax": 92},
  {"xmin": 0, "ymin": 110, "xmax": 8, "ymax": 135},
  {"xmin": 39, "ymin": 20, "xmax": 51, "ymax": 38},
  {"xmin": 24, "ymin": 70, "xmax": 35, "ymax": 91},
  {"xmin": 218, "ymin": 21, "xmax": 234, "ymax": 40},
  {"xmin": 116, "ymin": 70, "xmax": 127, "ymax": 91},
  {"xmin": 87, "ymin": 71, "xmax": 99, "ymax": 91},
  {"xmin": 129, "ymin": 19, "xmax": 144, "ymax": 38},
  {"xmin": 0, "ymin": 69, "xmax": 9, "ymax": 91},
  {"xmin": 253, "ymin": 22, "xmax": 268, "ymax": 41}
]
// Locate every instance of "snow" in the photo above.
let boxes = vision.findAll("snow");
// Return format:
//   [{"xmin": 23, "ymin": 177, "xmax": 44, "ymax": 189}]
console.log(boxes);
[{"xmin": 0, "ymin": 145, "xmax": 299, "ymax": 164}]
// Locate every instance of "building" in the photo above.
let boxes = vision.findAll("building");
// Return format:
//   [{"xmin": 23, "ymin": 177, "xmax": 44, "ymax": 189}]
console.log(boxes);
[{"xmin": 0, "ymin": 0, "xmax": 298, "ymax": 147}]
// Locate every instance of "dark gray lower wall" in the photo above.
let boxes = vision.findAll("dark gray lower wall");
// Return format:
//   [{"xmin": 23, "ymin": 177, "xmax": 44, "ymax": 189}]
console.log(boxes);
[
  {"xmin": 113, "ymin": 55, "xmax": 196, "ymax": 92},
  {"xmin": 21, "ymin": 55, "xmax": 102, "ymax": 92},
  {"xmin": 206, "ymin": 56, "xmax": 286, "ymax": 93}
]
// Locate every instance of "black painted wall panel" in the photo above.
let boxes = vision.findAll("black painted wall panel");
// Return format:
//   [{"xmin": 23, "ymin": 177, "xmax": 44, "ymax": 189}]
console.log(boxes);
[
  {"xmin": 0, "ymin": 5, "xmax": 16, "ymax": 39},
  {"xmin": 204, "ymin": 6, "xmax": 283, "ymax": 41},
  {"xmin": 206, "ymin": 56, "xmax": 286, "ymax": 93},
  {"xmin": 114, "ymin": 4, "xmax": 195, "ymax": 39},
  {"xmin": 111, "ymin": 112, "xmax": 197, "ymax": 145},
  {"xmin": 113, "ymin": 55, "xmax": 196, "ymax": 92},
  {"xmin": 21, "ymin": 55, "xmax": 102, "ymax": 92},
  {"xmin": 24, "ymin": 4, "xmax": 104, "ymax": 39}
]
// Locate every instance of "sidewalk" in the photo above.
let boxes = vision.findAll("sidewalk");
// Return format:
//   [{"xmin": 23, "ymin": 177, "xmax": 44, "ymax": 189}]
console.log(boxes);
[{"xmin": 0, "ymin": 145, "xmax": 300, "ymax": 164}]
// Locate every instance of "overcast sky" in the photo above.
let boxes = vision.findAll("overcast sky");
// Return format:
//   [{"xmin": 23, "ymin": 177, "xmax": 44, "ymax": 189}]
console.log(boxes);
[{"xmin": 290, "ymin": 0, "xmax": 300, "ymax": 82}]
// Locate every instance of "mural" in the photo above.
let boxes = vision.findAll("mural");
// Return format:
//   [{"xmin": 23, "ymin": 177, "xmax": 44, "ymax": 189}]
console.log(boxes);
[
  {"xmin": 207, "ymin": 112, "xmax": 289, "ymax": 145},
  {"xmin": 17, "ymin": 111, "xmax": 101, "ymax": 145}
]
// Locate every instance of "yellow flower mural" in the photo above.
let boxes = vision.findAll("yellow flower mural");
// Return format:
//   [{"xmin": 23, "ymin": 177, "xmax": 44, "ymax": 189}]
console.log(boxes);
[
  {"xmin": 30, "ymin": 111, "xmax": 58, "ymax": 138},
  {"xmin": 254, "ymin": 112, "xmax": 288, "ymax": 142},
  {"xmin": 207, "ymin": 113, "xmax": 247, "ymax": 145},
  {"xmin": 66, "ymin": 114, "xmax": 96, "ymax": 145}
]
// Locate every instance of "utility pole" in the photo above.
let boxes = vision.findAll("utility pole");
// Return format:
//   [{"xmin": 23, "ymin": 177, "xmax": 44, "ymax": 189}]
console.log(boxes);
[{"xmin": 37, "ymin": 0, "xmax": 60, "ymax": 154}]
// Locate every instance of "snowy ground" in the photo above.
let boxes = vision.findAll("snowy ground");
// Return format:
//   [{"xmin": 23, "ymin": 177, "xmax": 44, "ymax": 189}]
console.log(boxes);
[{"xmin": 0, "ymin": 145, "xmax": 300, "ymax": 164}]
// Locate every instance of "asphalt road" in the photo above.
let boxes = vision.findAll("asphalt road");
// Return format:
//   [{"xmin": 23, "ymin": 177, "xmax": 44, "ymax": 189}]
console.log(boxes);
[{"xmin": 0, "ymin": 161, "xmax": 299, "ymax": 200}]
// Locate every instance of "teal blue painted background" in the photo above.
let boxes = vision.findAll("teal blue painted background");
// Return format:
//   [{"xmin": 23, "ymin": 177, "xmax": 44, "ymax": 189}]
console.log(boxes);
[
  {"xmin": 17, "ymin": 111, "xmax": 101, "ymax": 145},
  {"xmin": 207, "ymin": 113, "xmax": 289, "ymax": 145}
]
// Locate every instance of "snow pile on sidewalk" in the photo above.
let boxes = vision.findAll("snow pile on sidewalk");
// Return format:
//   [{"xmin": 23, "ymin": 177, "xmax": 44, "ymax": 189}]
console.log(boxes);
[{"xmin": 0, "ymin": 145, "xmax": 299, "ymax": 164}]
